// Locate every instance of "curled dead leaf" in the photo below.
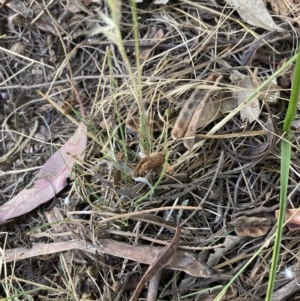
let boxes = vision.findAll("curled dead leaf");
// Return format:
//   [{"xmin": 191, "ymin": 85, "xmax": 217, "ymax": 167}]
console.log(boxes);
[
  {"xmin": 134, "ymin": 151, "xmax": 166, "ymax": 176},
  {"xmin": 268, "ymin": 0, "xmax": 288, "ymax": 15},
  {"xmin": 231, "ymin": 216, "xmax": 273, "ymax": 237},
  {"xmin": 277, "ymin": 57, "xmax": 293, "ymax": 88},
  {"xmin": 129, "ymin": 225, "xmax": 181, "ymax": 301},
  {"xmin": 267, "ymin": 0, "xmax": 297, "ymax": 26},
  {"xmin": 172, "ymin": 73, "xmax": 223, "ymax": 149},
  {"xmin": 183, "ymin": 74, "xmax": 223, "ymax": 149},
  {"xmin": 172, "ymin": 90, "xmax": 204, "ymax": 140},
  {"xmin": 140, "ymin": 28, "xmax": 165, "ymax": 61}
]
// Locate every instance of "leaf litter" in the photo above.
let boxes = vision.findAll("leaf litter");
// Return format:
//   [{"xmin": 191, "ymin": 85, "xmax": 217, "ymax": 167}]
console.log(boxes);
[
  {"xmin": 0, "ymin": 121, "xmax": 87, "ymax": 221},
  {"xmin": 0, "ymin": 0, "xmax": 300, "ymax": 300}
]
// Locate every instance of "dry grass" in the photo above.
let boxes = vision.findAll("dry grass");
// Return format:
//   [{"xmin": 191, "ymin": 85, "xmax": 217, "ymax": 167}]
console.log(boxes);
[{"xmin": 1, "ymin": 0, "xmax": 300, "ymax": 300}]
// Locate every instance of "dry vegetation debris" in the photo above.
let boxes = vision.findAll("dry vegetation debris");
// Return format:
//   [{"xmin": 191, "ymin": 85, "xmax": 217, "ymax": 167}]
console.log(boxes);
[{"xmin": 1, "ymin": 0, "xmax": 300, "ymax": 300}]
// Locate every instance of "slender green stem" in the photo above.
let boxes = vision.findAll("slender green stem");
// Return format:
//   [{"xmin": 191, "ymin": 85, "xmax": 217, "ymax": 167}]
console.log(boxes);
[
  {"xmin": 265, "ymin": 137, "xmax": 291, "ymax": 300},
  {"xmin": 266, "ymin": 44, "xmax": 300, "ymax": 300},
  {"xmin": 130, "ymin": 1, "xmax": 152, "ymax": 153}
]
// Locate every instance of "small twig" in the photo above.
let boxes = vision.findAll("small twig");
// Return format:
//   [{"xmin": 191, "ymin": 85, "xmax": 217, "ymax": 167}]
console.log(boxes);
[
  {"xmin": 67, "ymin": 75, "xmax": 86, "ymax": 117},
  {"xmin": 147, "ymin": 270, "xmax": 162, "ymax": 301}
]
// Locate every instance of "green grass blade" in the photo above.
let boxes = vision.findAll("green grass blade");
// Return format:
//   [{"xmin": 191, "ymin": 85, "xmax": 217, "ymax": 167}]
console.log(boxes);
[
  {"xmin": 266, "ymin": 44, "xmax": 300, "ymax": 301},
  {"xmin": 284, "ymin": 50, "xmax": 300, "ymax": 132},
  {"xmin": 265, "ymin": 136, "xmax": 291, "ymax": 301}
]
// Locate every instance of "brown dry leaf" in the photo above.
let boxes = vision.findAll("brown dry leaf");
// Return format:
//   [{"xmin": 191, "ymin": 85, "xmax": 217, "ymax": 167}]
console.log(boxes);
[
  {"xmin": 268, "ymin": 0, "xmax": 291, "ymax": 16},
  {"xmin": 231, "ymin": 216, "xmax": 273, "ymax": 237},
  {"xmin": 4, "ymin": 238, "xmax": 214, "ymax": 278},
  {"xmin": 184, "ymin": 74, "xmax": 223, "ymax": 149},
  {"xmin": 129, "ymin": 225, "xmax": 181, "ymax": 301},
  {"xmin": 0, "ymin": 122, "xmax": 87, "ymax": 221},
  {"xmin": 134, "ymin": 151, "xmax": 166, "ymax": 176},
  {"xmin": 140, "ymin": 48, "xmax": 152, "ymax": 61},
  {"xmin": 7, "ymin": 12, "xmax": 26, "ymax": 27},
  {"xmin": 255, "ymin": 79, "xmax": 280, "ymax": 104},
  {"xmin": 221, "ymin": 96, "xmax": 238, "ymax": 113},
  {"xmin": 35, "ymin": 14, "xmax": 57, "ymax": 36},
  {"xmin": 83, "ymin": 0, "xmax": 92, "ymax": 6},
  {"xmin": 140, "ymin": 28, "xmax": 165, "ymax": 61},
  {"xmin": 172, "ymin": 90, "xmax": 205, "ymax": 140},
  {"xmin": 236, "ymin": 76, "xmax": 260, "ymax": 123},
  {"xmin": 66, "ymin": 0, "xmax": 82, "ymax": 13},
  {"xmin": 267, "ymin": 0, "xmax": 300, "ymax": 27},
  {"xmin": 6, "ymin": 0, "xmax": 32, "ymax": 18},
  {"xmin": 172, "ymin": 73, "xmax": 223, "ymax": 148},
  {"xmin": 225, "ymin": 0, "xmax": 283, "ymax": 31},
  {"xmin": 196, "ymin": 99, "xmax": 222, "ymax": 129}
]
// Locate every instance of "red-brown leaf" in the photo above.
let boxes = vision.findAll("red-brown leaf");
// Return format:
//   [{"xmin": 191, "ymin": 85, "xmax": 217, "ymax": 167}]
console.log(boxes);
[{"xmin": 0, "ymin": 122, "xmax": 87, "ymax": 221}]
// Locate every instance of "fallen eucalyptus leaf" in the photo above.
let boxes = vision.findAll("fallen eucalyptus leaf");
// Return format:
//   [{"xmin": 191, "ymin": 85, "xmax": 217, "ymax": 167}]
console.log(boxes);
[
  {"xmin": 0, "ymin": 122, "xmax": 87, "ymax": 221},
  {"xmin": 4, "ymin": 239, "xmax": 214, "ymax": 278}
]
